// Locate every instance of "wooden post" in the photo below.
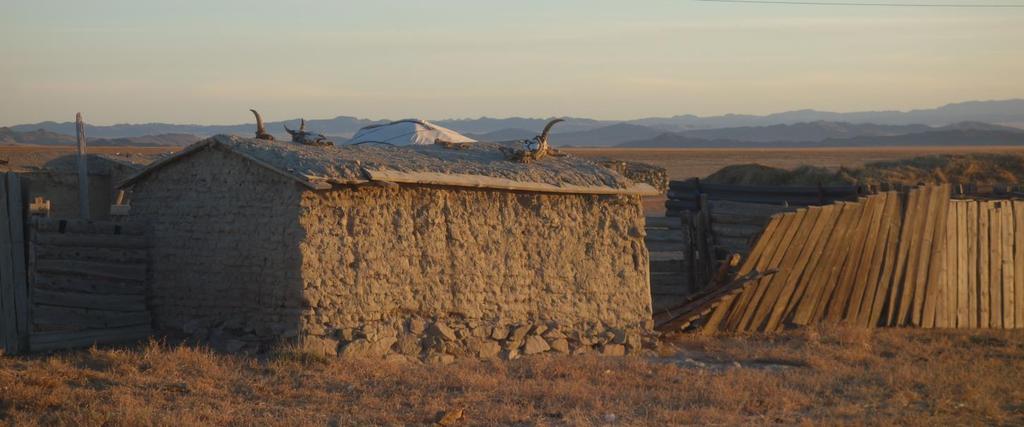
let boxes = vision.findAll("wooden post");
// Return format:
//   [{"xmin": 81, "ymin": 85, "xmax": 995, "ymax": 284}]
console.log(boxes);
[{"xmin": 76, "ymin": 113, "xmax": 89, "ymax": 220}]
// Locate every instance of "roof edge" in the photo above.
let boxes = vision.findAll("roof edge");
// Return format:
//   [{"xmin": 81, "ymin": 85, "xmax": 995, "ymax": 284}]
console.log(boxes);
[
  {"xmin": 118, "ymin": 136, "xmax": 330, "ymax": 190},
  {"xmin": 363, "ymin": 168, "xmax": 660, "ymax": 196}
]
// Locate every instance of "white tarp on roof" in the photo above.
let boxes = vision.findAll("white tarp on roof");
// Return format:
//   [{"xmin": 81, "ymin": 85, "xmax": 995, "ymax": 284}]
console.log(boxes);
[{"xmin": 348, "ymin": 119, "xmax": 476, "ymax": 146}]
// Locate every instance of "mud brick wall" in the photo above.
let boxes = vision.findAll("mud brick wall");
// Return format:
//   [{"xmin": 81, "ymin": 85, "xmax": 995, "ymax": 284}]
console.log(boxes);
[
  {"xmin": 128, "ymin": 144, "xmax": 654, "ymax": 357},
  {"xmin": 128, "ymin": 146, "xmax": 307, "ymax": 350},
  {"xmin": 298, "ymin": 186, "xmax": 653, "ymax": 358}
]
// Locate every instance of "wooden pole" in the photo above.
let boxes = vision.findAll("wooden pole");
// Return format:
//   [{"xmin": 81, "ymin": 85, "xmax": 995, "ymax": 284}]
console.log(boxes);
[{"xmin": 75, "ymin": 113, "xmax": 89, "ymax": 219}]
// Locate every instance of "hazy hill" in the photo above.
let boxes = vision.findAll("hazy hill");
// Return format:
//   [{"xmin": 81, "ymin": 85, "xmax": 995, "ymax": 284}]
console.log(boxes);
[
  {"xmin": 678, "ymin": 121, "xmax": 932, "ymax": 143},
  {"xmin": 618, "ymin": 128, "xmax": 1024, "ymax": 148},
  {"xmin": 0, "ymin": 127, "xmax": 198, "ymax": 147},
  {"xmin": 6, "ymin": 99, "xmax": 1023, "ymax": 142},
  {"xmin": 628, "ymin": 99, "xmax": 1024, "ymax": 131}
]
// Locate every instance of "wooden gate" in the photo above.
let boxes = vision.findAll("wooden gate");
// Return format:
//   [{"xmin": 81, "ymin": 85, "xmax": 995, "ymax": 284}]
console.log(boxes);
[{"xmin": 27, "ymin": 218, "xmax": 152, "ymax": 352}]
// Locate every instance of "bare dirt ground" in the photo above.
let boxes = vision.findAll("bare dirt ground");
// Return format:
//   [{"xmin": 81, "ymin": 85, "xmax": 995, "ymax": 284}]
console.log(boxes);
[{"xmin": 1, "ymin": 326, "xmax": 1021, "ymax": 426}]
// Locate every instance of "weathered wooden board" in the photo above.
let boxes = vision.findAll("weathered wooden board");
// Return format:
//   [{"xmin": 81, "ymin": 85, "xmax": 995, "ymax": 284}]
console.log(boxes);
[
  {"xmin": 733, "ymin": 209, "xmax": 806, "ymax": 331},
  {"xmin": 979, "ymin": 201, "xmax": 991, "ymax": 328},
  {"xmin": 849, "ymin": 194, "xmax": 888, "ymax": 326},
  {"xmin": 32, "ymin": 289, "xmax": 146, "ymax": 312},
  {"xmin": 645, "ymin": 216, "xmax": 682, "ymax": 229},
  {"xmin": 34, "ymin": 259, "xmax": 147, "ymax": 282},
  {"xmin": 921, "ymin": 184, "xmax": 950, "ymax": 328},
  {"xmin": 968, "ymin": 201, "xmax": 979, "ymax": 328},
  {"xmin": 1001, "ymin": 203, "xmax": 1015, "ymax": 329},
  {"xmin": 29, "ymin": 325, "xmax": 151, "ymax": 352},
  {"xmin": 792, "ymin": 203, "xmax": 857, "ymax": 325},
  {"xmin": 7, "ymin": 174, "xmax": 28, "ymax": 345},
  {"xmin": 34, "ymin": 233, "xmax": 148, "ymax": 249},
  {"xmin": 890, "ymin": 187, "xmax": 925, "ymax": 326},
  {"xmin": 0, "ymin": 175, "xmax": 18, "ymax": 353},
  {"xmin": 950, "ymin": 201, "xmax": 966, "ymax": 327},
  {"xmin": 702, "ymin": 214, "xmax": 785, "ymax": 334},
  {"xmin": 765, "ymin": 205, "xmax": 835, "ymax": 331},
  {"xmin": 32, "ymin": 305, "xmax": 150, "ymax": 330},
  {"xmin": 1015, "ymin": 201, "xmax": 1024, "ymax": 328},
  {"xmin": 867, "ymin": 192, "xmax": 903, "ymax": 327},
  {"xmin": 990, "ymin": 202, "xmax": 1003, "ymax": 328},
  {"xmin": 744, "ymin": 207, "xmax": 821, "ymax": 332},
  {"xmin": 645, "ymin": 229, "xmax": 684, "ymax": 242}
]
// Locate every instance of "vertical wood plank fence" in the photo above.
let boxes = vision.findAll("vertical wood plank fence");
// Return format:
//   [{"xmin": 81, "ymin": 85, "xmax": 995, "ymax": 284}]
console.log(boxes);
[{"xmin": 660, "ymin": 184, "xmax": 1024, "ymax": 333}]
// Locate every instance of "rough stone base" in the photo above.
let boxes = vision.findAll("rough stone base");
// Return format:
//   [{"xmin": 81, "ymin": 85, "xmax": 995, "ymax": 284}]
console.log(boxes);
[{"xmin": 299, "ymin": 317, "xmax": 658, "ymax": 361}]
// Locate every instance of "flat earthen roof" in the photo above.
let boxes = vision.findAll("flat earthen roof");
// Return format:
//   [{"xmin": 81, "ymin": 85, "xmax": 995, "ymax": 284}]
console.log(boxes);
[{"xmin": 121, "ymin": 135, "xmax": 659, "ymax": 196}]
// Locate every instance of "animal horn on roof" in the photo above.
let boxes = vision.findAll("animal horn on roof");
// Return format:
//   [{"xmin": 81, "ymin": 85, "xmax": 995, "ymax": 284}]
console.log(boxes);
[
  {"xmin": 284, "ymin": 117, "xmax": 334, "ymax": 147},
  {"xmin": 539, "ymin": 118, "xmax": 564, "ymax": 144},
  {"xmin": 250, "ymin": 109, "xmax": 274, "ymax": 141}
]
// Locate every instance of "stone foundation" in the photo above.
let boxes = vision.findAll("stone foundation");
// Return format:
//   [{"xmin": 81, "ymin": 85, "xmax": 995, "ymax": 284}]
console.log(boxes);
[{"xmin": 300, "ymin": 317, "xmax": 658, "ymax": 361}]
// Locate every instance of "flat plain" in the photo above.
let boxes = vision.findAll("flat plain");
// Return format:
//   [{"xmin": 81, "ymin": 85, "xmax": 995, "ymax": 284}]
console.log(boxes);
[{"xmin": 565, "ymin": 146, "xmax": 1024, "ymax": 181}]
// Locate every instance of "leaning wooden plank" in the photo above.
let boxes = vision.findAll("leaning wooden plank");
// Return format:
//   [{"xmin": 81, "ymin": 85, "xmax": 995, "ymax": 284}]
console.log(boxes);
[
  {"xmin": 911, "ymin": 186, "xmax": 941, "ymax": 327},
  {"xmin": 663, "ymin": 269, "xmax": 777, "ymax": 332},
  {"xmin": 765, "ymin": 205, "xmax": 836, "ymax": 331},
  {"xmin": 939, "ymin": 200, "xmax": 956, "ymax": 328},
  {"xmin": 968, "ymin": 201, "xmax": 980, "ymax": 328},
  {"xmin": 844, "ymin": 195, "xmax": 887, "ymax": 323},
  {"xmin": 781, "ymin": 204, "xmax": 843, "ymax": 325},
  {"xmin": 718, "ymin": 214, "xmax": 790, "ymax": 331},
  {"xmin": 923, "ymin": 185, "xmax": 951, "ymax": 328},
  {"xmin": 733, "ymin": 210, "xmax": 806, "ymax": 331},
  {"xmin": 791, "ymin": 203, "xmax": 857, "ymax": 325},
  {"xmin": 822, "ymin": 197, "xmax": 874, "ymax": 322},
  {"xmin": 743, "ymin": 207, "xmax": 821, "ymax": 332},
  {"xmin": 34, "ymin": 233, "xmax": 148, "ymax": 249},
  {"xmin": 32, "ymin": 305, "xmax": 151, "ymax": 329},
  {"xmin": 849, "ymin": 194, "xmax": 889, "ymax": 326},
  {"xmin": 34, "ymin": 260, "xmax": 147, "ymax": 282},
  {"xmin": 31, "ymin": 289, "xmax": 146, "ymax": 312},
  {"xmin": 867, "ymin": 191, "xmax": 904, "ymax": 327},
  {"xmin": 813, "ymin": 200, "xmax": 868, "ymax": 323},
  {"xmin": 703, "ymin": 214, "xmax": 784, "ymax": 334},
  {"xmin": 990, "ymin": 202, "xmax": 1003, "ymax": 328},
  {"xmin": 957, "ymin": 201, "xmax": 969, "ymax": 328},
  {"xmin": 1015, "ymin": 201, "xmax": 1024, "ymax": 328},
  {"xmin": 7, "ymin": 174, "xmax": 29, "ymax": 344},
  {"xmin": 979, "ymin": 201, "xmax": 991, "ymax": 328},
  {"xmin": 1001, "ymin": 202, "xmax": 1015, "ymax": 329},
  {"xmin": 29, "ymin": 325, "xmax": 152, "ymax": 352},
  {"xmin": 0, "ymin": 175, "xmax": 18, "ymax": 354},
  {"xmin": 889, "ymin": 187, "xmax": 925, "ymax": 326}
]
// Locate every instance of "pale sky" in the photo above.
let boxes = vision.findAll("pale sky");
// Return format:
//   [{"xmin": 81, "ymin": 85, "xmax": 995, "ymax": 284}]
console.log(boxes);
[{"xmin": 1, "ymin": 0, "xmax": 1022, "ymax": 125}]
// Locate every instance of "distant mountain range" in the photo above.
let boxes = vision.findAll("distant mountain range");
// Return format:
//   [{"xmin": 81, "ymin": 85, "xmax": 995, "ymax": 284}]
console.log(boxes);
[
  {"xmin": 617, "ymin": 128, "xmax": 1024, "ymax": 148},
  {"xmin": 0, "ymin": 127, "xmax": 198, "ymax": 147},
  {"xmin": 3, "ymin": 99, "xmax": 1023, "ymax": 148}
]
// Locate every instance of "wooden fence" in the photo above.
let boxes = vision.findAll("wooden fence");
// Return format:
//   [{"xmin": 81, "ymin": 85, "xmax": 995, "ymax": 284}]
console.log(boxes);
[
  {"xmin": 686, "ymin": 184, "xmax": 1024, "ymax": 333},
  {"xmin": 27, "ymin": 218, "xmax": 151, "ymax": 352},
  {"xmin": 0, "ymin": 173, "xmax": 29, "ymax": 354},
  {"xmin": 646, "ymin": 216, "xmax": 692, "ymax": 312}
]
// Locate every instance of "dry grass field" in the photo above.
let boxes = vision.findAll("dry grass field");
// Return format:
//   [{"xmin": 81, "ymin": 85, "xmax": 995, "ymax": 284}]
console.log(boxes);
[
  {"xmin": 1, "ymin": 326, "xmax": 1022, "ymax": 426},
  {"xmin": 566, "ymin": 146, "xmax": 1024, "ymax": 182}
]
